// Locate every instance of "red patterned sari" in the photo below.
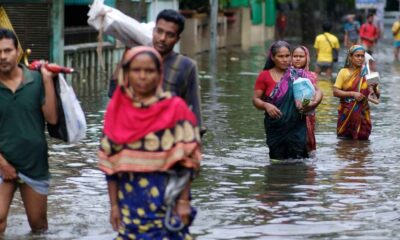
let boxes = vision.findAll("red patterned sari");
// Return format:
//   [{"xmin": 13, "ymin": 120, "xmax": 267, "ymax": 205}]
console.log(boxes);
[{"xmin": 337, "ymin": 68, "xmax": 371, "ymax": 140}]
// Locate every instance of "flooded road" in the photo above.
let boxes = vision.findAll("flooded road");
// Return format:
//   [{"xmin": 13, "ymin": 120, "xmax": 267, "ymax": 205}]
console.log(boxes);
[{"xmin": 3, "ymin": 40, "xmax": 400, "ymax": 239}]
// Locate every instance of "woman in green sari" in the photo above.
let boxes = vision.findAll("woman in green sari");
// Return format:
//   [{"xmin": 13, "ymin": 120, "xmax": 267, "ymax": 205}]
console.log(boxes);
[{"xmin": 252, "ymin": 41, "xmax": 309, "ymax": 160}]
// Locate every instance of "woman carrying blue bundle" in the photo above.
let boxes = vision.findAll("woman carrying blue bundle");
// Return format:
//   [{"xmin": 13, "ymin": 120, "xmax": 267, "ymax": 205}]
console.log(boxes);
[{"xmin": 252, "ymin": 41, "xmax": 309, "ymax": 160}]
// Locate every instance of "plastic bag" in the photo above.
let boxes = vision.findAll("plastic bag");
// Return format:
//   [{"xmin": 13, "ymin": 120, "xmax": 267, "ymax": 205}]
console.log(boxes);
[
  {"xmin": 87, "ymin": 0, "xmax": 154, "ymax": 47},
  {"xmin": 293, "ymin": 77, "xmax": 315, "ymax": 110},
  {"xmin": 48, "ymin": 74, "xmax": 86, "ymax": 143}
]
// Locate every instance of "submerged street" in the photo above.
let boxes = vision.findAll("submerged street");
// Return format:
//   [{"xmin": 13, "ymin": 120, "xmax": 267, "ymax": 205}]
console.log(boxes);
[{"xmin": 4, "ymin": 38, "xmax": 400, "ymax": 239}]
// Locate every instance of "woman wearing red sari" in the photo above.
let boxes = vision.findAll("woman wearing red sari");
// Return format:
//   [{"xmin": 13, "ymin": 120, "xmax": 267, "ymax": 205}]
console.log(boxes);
[
  {"xmin": 98, "ymin": 46, "xmax": 201, "ymax": 239},
  {"xmin": 291, "ymin": 46, "xmax": 323, "ymax": 154},
  {"xmin": 333, "ymin": 45, "xmax": 380, "ymax": 140}
]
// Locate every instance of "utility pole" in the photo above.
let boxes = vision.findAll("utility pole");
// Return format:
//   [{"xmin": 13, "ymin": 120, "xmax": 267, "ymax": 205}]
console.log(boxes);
[{"xmin": 210, "ymin": 0, "xmax": 218, "ymax": 60}]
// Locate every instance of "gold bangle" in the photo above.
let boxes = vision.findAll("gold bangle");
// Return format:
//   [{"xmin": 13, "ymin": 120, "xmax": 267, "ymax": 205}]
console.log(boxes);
[{"xmin": 177, "ymin": 199, "xmax": 190, "ymax": 204}]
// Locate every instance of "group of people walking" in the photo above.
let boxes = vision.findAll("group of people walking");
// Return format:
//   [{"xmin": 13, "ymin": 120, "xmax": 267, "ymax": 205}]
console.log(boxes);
[
  {"xmin": 0, "ymin": 8, "xmax": 384, "ymax": 240},
  {"xmin": 252, "ymin": 40, "xmax": 380, "ymax": 160},
  {"xmin": 0, "ymin": 9, "xmax": 202, "ymax": 240}
]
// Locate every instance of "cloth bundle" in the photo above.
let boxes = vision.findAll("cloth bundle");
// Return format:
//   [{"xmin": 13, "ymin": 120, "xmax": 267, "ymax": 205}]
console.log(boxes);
[{"xmin": 87, "ymin": 0, "xmax": 154, "ymax": 47}]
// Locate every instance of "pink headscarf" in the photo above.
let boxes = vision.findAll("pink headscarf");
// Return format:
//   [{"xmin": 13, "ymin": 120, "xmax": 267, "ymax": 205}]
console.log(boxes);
[
  {"xmin": 292, "ymin": 46, "xmax": 317, "ymax": 83},
  {"xmin": 119, "ymin": 46, "xmax": 164, "ymax": 98}
]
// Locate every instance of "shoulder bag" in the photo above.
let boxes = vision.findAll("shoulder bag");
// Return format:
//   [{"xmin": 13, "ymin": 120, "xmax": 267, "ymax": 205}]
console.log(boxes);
[{"xmin": 324, "ymin": 34, "xmax": 339, "ymax": 62}]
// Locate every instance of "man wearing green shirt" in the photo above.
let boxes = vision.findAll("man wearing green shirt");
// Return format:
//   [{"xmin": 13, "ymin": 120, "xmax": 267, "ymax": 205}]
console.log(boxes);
[{"xmin": 0, "ymin": 28, "xmax": 58, "ymax": 233}]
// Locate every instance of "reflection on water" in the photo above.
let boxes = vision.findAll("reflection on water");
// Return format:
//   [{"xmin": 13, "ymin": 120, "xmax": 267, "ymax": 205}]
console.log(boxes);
[{"xmin": 3, "ymin": 40, "xmax": 400, "ymax": 239}]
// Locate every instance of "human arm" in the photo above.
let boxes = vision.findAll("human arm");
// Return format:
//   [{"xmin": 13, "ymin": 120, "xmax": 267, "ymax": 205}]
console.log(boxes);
[
  {"xmin": 184, "ymin": 64, "xmax": 205, "ymax": 133},
  {"xmin": 0, "ymin": 153, "xmax": 17, "ymax": 180},
  {"xmin": 107, "ymin": 179, "xmax": 120, "ymax": 231},
  {"xmin": 41, "ymin": 64, "xmax": 58, "ymax": 125},
  {"xmin": 333, "ymin": 87, "xmax": 365, "ymax": 101},
  {"xmin": 333, "ymin": 69, "xmax": 365, "ymax": 101},
  {"xmin": 252, "ymin": 89, "xmax": 282, "ymax": 118},
  {"xmin": 392, "ymin": 22, "xmax": 400, "ymax": 37},
  {"xmin": 175, "ymin": 181, "xmax": 191, "ymax": 225},
  {"xmin": 369, "ymin": 83, "xmax": 380, "ymax": 98},
  {"xmin": 302, "ymin": 83, "xmax": 323, "ymax": 113}
]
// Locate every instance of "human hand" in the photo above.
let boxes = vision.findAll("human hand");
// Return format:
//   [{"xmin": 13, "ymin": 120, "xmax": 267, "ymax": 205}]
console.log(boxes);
[
  {"xmin": 302, "ymin": 99, "xmax": 318, "ymax": 113},
  {"xmin": 265, "ymin": 103, "xmax": 282, "ymax": 119},
  {"xmin": 174, "ymin": 199, "xmax": 191, "ymax": 225},
  {"xmin": 353, "ymin": 92, "xmax": 365, "ymax": 101},
  {"xmin": 110, "ymin": 205, "xmax": 121, "ymax": 231},
  {"xmin": 0, "ymin": 156, "xmax": 17, "ymax": 180},
  {"xmin": 40, "ymin": 61, "xmax": 57, "ymax": 83}
]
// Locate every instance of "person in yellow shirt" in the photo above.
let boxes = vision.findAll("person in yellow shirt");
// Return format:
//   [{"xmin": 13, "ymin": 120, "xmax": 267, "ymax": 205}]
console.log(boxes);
[
  {"xmin": 314, "ymin": 22, "xmax": 340, "ymax": 79},
  {"xmin": 392, "ymin": 16, "xmax": 400, "ymax": 61},
  {"xmin": 333, "ymin": 45, "xmax": 380, "ymax": 140}
]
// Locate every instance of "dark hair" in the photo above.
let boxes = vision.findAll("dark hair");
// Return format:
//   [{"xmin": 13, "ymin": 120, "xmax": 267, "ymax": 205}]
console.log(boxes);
[
  {"xmin": 291, "ymin": 45, "xmax": 306, "ymax": 54},
  {"xmin": 123, "ymin": 51, "xmax": 162, "ymax": 73},
  {"xmin": 263, "ymin": 40, "xmax": 291, "ymax": 70},
  {"xmin": 156, "ymin": 9, "xmax": 185, "ymax": 35},
  {"xmin": 367, "ymin": 13, "xmax": 374, "ymax": 19},
  {"xmin": 322, "ymin": 22, "xmax": 332, "ymax": 32},
  {"xmin": 0, "ymin": 28, "xmax": 18, "ymax": 49}
]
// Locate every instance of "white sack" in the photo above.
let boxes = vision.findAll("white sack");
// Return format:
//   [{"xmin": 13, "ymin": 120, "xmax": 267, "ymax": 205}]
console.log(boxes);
[{"xmin": 87, "ymin": 0, "xmax": 154, "ymax": 46}]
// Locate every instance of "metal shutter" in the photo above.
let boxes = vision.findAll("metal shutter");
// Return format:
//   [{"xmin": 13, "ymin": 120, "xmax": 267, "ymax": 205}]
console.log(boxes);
[{"xmin": 2, "ymin": 3, "xmax": 51, "ymax": 61}]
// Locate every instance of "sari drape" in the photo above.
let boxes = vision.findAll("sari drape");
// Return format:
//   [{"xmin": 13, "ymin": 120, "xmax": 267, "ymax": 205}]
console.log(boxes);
[
  {"xmin": 337, "ymin": 68, "xmax": 371, "ymax": 140},
  {"xmin": 295, "ymin": 46, "xmax": 317, "ymax": 152},
  {"xmin": 298, "ymin": 70, "xmax": 317, "ymax": 152},
  {"xmin": 264, "ymin": 67, "xmax": 308, "ymax": 160},
  {"xmin": 98, "ymin": 47, "xmax": 201, "ymax": 239}
]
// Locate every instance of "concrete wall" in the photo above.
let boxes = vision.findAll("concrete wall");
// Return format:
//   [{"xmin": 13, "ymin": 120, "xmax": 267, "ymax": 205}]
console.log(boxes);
[
  {"xmin": 147, "ymin": 0, "xmax": 179, "ymax": 22},
  {"xmin": 180, "ymin": 6, "xmax": 275, "ymax": 55},
  {"xmin": 240, "ymin": 6, "xmax": 275, "ymax": 49},
  {"xmin": 180, "ymin": 14, "xmax": 228, "ymax": 56}
]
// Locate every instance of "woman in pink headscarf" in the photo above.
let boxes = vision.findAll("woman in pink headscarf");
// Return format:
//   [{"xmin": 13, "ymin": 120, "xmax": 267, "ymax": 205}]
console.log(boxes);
[
  {"xmin": 291, "ymin": 46, "xmax": 323, "ymax": 154},
  {"xmin": 98, "ymin": 46, "xmax": 201, "ymax": 239}
]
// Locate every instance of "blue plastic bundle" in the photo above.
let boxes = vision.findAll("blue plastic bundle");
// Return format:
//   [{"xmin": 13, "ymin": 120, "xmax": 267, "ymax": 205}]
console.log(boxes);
[{"xmin": 293, "ymin": 77, "xmax": 315, "ymax": 109}]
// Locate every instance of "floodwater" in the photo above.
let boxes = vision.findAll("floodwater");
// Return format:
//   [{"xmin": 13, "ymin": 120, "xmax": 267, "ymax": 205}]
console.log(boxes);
[{"xmin": 3, "ymin": 40, "xmax": 400, "ymax": 239}]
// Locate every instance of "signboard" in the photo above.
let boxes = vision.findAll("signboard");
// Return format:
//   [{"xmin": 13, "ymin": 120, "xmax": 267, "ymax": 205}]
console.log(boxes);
[{"xmin": 356, "ymin": 0, "xmax": 378, "ymax": 9}]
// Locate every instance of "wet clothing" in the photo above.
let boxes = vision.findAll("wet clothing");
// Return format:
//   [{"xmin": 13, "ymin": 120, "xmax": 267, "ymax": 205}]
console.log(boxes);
[
  {"xmin": 0, "ymin": 172, "xmax": 50, "ymax": 195},
  {"xmin": 106, "ymin": 172, "xmax": 196, "ymax": 240},
  {"xmin": 0, "ymin": 65, "xmax": 49, "ymax": 181},
  {"xmin": 344, "ymin": 21, "xmax": 360, "ymax": 43},
  {"xmin": 314, "ymin": 32, "xmax": 340, "ymax": 63},
  {"xmin": 99, "ymin": 87, "xmax": 201, "ymax": 174},
  {"xmin": 334, "ymin": 68, "xmax": 371, "ymax": 140},
  {"xmin": 255, "ymin": 67, "xmax": 308, "ymax": 160},
  {"xmin": 99, "ymin": 87, "xmax": 201, "ymax": 239},
  {"xmin": 99, "ymin": 46, "xmax": 201, "ymax": 239},
  {"xmin": 291, "ymin": 46, "xmax": 319, "ymax": 153},
  {"xmin": 109, "ymin": 51, "xmax": 203, "ymax": 130},
  {"xmin": 298, "ymin": 71, "xmax": 317, "ymax": 152},
  {"xmin": 254, "ymin": 70, "xmax": 278, "ymax": 97}
]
